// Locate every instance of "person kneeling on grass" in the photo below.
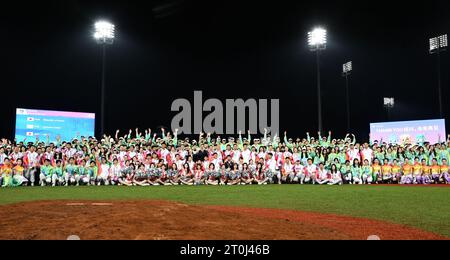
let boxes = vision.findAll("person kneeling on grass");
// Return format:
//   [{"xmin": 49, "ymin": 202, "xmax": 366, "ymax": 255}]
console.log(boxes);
[
  {"xmin": 281, "ymin": 158, "xmax": 295, "ymax": 184},
  {"xmin": 302, "ymin": 159, "xmax": 317, "ymax": 184},
  {"xmin": 240, "ymin": 163, "xmax": 254, "ymax": 185},
  {"xmin": 168, "ymin": 163, "xmax": 180, "ymax": 185},
  {"xmin": 52, "ymin": 160, "xmax": 65, "ymax": 187},
  {"xmin": 1, "ymin": 158, "xmax": 13, "ymax": 187},
  {"xmin": 340, "ymin": 160, "xmax": 352, "ymax": 184},
  {"xmin": 193, "ymin": 163, "xmax": 205, "ymax": 186},
  {"xmin": 77, "ymin": 159, "xmax": 89, "ymax": 186},
  {"xmin": 351, "ymin": 159, "xmax": 363, "ymax": 185},
  {"xmin": 97, "ymin": 157, "xmax": 111, "ymax": 186},
  {"xmin": 119, "ymin": 162, "xmax": 135, "ymax": 187},
  {"xmin": 180, "ymin": 163, "xmax": 194, "ymax": 186},
  {"xmin": 109, "ymin": 158, "xmax": 122, "ymax": 185},
  {"xmin": 391, "ymin": 160, "xmax": 401, "ymax": 184},
  {"xmin": 134, "ymin": 163, "xmax": 149, "ymax": 186},
  {"xmin": 86, "ymin": 160, "xmax": 98, "ymax": 186},
  {"xmin": 401, "ymin": 158, "xmax": 413, "ymax": 184},
  {"xmin": 381, "ymin": 159, "xmax": 393, "ymax": 184},
  {"xmin": 316, "ymin": 163, "xmax": 330, "ymax": 185},
  {"xmin": 293, "ymin": 160, "xmax": 304, "ymax": 184},
  {"xmin": 227, "ymin": 163, "xmax": 241, "ymax": 185},
  {"xmin": 362, "ymin": 159, "xmax": 373, "ymax": 185},
  {"xmin": 327, "ymin": 164, "xmax": 343, "ymax": 185},
  {"xmin": 12, "ymin": 158, "xmax": 28, "ymax": 187},
  {"xmin": 155, "ymin": 164, "xmax": 171, "ymax": 186},
  {"xmin": 64, "ymin": 157, "xmax": 79, "ymax": 186},
  {"xmin": 39, "ymin": 159, "xmax": 53, "ymax": 187},
  {"xmin": 372, "ymin": 159, "xmax": 382, "ymax": 184},
  {"xmin": 205, "ymin": 163, "xmax": 220, "ymax": 185}
]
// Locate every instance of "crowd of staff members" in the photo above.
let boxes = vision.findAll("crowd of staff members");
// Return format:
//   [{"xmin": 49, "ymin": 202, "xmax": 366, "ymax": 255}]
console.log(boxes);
[{"xmin": 1, "ymin": 128, "xmax": 449, "ymax": 187}]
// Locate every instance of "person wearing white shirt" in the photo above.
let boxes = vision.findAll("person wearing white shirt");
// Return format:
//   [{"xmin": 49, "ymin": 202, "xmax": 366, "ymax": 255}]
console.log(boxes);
[
  {"xmin": 316, "ymin": 163, "xmax": 330, "ymax": 185},
  {"xmin": 241, "ymin": 144, "xmax": 251, "ymax": 164},
  {"xmin": 25, "ymin": 146, "xmax": 39, "ymax": 186},
  {"xmin": 301, "ymin": 158, "xmax": 317, "ymax": 184},
  {"xmin": 293, "ymin": 160, "xmax": 304, "ymax": 183},
  {"xmin": 264, "ymin": 153, "xmax": 280, "ymax": 184},
  {"xmin": 282, "ymin": 158, "xmax": 294, "ymax": 183},
  {"xmin": 328, "ymin": 164, "xmax": 343, "ymax": 185}
]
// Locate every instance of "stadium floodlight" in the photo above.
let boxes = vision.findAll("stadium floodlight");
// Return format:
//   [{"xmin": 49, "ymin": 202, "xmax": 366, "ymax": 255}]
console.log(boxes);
[
  {"xmin": 93, "ymin": 20, "xmax": 116, "ymax": 136},
  {"xmin": 308, "ymin": 27, "xmax": 327, "ymax": 133},
  {"xmin": 308, "ymin": 28, "xmax": 327, "ymax": 51},
  {"xmin": 94, "ymin": 21, "xmax": 115, "ymax": 45},
  {"xmin": 429, "ymin": 34, "xmax": 447, "ymax": 119},
  {"xmin": 342, "ymin": 61, "xmax": 353, "ymax": 131},
  {"xmin": 429, "ymin": 34, "xmax": 447, "ymax": 53},
  {"xmin": 384, "ymin": 97, "xmax": 395, "ymax": 108},
  {"xmin": 342, "ymin": 61, "xmax": 352, "ymax": 75}
]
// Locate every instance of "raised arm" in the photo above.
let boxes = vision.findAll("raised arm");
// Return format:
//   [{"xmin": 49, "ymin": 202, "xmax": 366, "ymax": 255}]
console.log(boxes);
[{"xmin": 173, "ymin": 129, "xmax": 178, "ymax": 147}]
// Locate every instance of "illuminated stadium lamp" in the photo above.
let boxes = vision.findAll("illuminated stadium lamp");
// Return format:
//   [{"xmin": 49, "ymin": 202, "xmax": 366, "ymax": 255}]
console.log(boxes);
[
  {"xmin": 429, "ymin": 34, "xmax": 447, "ymax": 53},
  {"xmin": 94, "ymin": 21, "xmax": 115, "ymax": 45},
  {"xmin": 308, "ymin": 27, "xmax": 327, "ymax": 133},
  {"xmin": 429, "ymin": 34, "xmax": 447, "ymax": 119},
  {"xmin": 308, "ymin": 28, "xmax": 327, "ymax": 51},
  {"xmin": 342, "ymin": 61, "xmax": 352, "ymax": 131},
  {"xmin": 383, "ymin": 97, "xmax": 395, "ymax": 108},
  {"xmin": 93, "ymin": 20, "xmax": 116, "ymax": 136},
  {"xmin": 342, "ymin": 61, "xmax": 352, "ymax": 75}
]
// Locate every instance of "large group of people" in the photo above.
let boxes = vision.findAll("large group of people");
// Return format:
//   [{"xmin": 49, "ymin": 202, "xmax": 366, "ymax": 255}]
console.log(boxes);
[{"xmin": 1, "ymin": 128, "xmax": 449, "ymax": 188}]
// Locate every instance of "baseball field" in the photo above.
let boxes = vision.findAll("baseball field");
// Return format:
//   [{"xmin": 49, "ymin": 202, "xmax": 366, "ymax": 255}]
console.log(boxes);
[{"xmin": 0, "ymin": 185, "xmax": 449, "ymax": 240}]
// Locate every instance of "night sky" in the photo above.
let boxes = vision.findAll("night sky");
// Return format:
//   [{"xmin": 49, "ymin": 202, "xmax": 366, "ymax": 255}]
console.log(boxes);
[{"xmin": 2, "ymin": 0, "xmax": 449, "ymax": 141}]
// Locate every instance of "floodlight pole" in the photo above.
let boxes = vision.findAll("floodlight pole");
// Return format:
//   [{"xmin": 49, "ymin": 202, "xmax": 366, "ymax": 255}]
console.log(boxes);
[
  {"xmin": 344, "ymin": 72, "xmax": 350, "ymax": 131},
  {"xmin": 316, "ymin": 50, "xmax": 323, "ymax": 133},
  {"xmin": 100, "ymin": 44, "xmax": 107, "ymax": 137},
  {"xmin": 436, "ymin": 47, "xmax": 443, "ymax": 118}
]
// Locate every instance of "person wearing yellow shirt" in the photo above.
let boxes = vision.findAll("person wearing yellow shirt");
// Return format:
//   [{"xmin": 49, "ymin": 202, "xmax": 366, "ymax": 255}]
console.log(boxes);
[
  {"xmin": 12, "ymin": 158, "xmax": 28, "ymax": 187},
  {"xmin": 391, "ymin": 159, "xmax": 401, "ymax": 184},
  {"xmin": 430, "ymin": 158, "xmax": 441, "ymax": 184},
  {"xmin": 401, "ymin": 158, "xmax": 413, "ymax": 184},
  {"xmin": 371, "ymin": 159, "xmax": 382, "ymax": 184},
  {"xmin": 381, "ymin": 159, "xmax": 392, "ymax": 183},
  {"xmin": 412, "ymin": 157, "xmax": 423, "ymax": 184},
  {"xmin": 1, "ymin": 158, "xmax": 13, "ymax": 187},
  {"xmin": 421, "ymin": 159, "xmax": 432, "ymax": 185}
]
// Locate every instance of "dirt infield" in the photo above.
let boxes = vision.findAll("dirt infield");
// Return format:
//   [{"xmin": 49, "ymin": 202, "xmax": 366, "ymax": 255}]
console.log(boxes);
[{"xmin": 0, "ymin": 200, "xmax": 446, "ymax": 240}]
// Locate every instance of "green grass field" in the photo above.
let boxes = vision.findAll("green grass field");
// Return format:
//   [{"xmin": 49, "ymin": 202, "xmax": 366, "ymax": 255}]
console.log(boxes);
[{"xmin": 0, "ymin": 185, "xmax": 449, "ymax": 237}]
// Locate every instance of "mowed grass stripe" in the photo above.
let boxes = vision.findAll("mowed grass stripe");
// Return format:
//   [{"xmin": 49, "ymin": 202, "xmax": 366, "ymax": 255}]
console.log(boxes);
[{"xmin": 0, "ymin": 185, "xmax": 448, "ymax": 237}]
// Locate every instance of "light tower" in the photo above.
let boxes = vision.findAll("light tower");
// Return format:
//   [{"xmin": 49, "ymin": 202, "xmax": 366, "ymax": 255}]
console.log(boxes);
[
  {"xmin": 429, "ymin": 34, "xmax": 447, "ymax": 118},
  {"xmin": 342, "ymin": 61, "xmax": 352, "ymax": 131},
  {"xmin": 308, "ymin": 27, "xmax": 327, "ymax": 133},
  {"xmin": 94, "ymin": 20, "xmax": 115, "ymax": 136}
]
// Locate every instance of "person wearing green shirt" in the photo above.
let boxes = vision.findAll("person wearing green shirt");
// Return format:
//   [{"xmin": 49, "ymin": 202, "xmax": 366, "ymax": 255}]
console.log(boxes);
[
  {"xmin": 361, "ymin": 159, "xmax": 373, "ymax": 184},
  {"xmin": 39, "ymin": 159, "xmax": 53, "ymax": 186},
  {"xmin": 85, "ymin": 161, "xmax": 98, "ymax": 186},
  {"xmin": 64, "ymin": 157, "xmax": 79, "ymax": 186},
  {"xmin": 318, "ymin": 131, "xmax": 332, "ymax": 148},
  {"xmin": 351, "ymin": 159, "xmax": 363, "ymax": 184},
  {"xmin": 340, "ymin": 160, "xmax": 352, "ymax": 184},
  {"xmin": 52, "ymin": 159, "xmax": 64, "ymax": 187}
]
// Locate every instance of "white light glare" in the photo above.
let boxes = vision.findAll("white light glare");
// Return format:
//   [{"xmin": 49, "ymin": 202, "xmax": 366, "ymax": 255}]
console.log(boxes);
[
  {"xmin": 343, "ymin": 61, "xmax": 352, "ymax": 74},
  {"xmin": 439, "ymin": 34, "xmax": 448, "ymax": 48},
  {"xmin": 308, "ymin": 28, "xmax": 327, "ymax": 46},
  {"xmin": 94, "ymin": 21, "xmax": 115, "ymax": 43},
  {"xmin": 384, "ymin": 97, "xmax": 395, "ymax": 107},
  {"xmin": 430, "ymin": 34, "xmax": 447, "ymax": 52}
]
